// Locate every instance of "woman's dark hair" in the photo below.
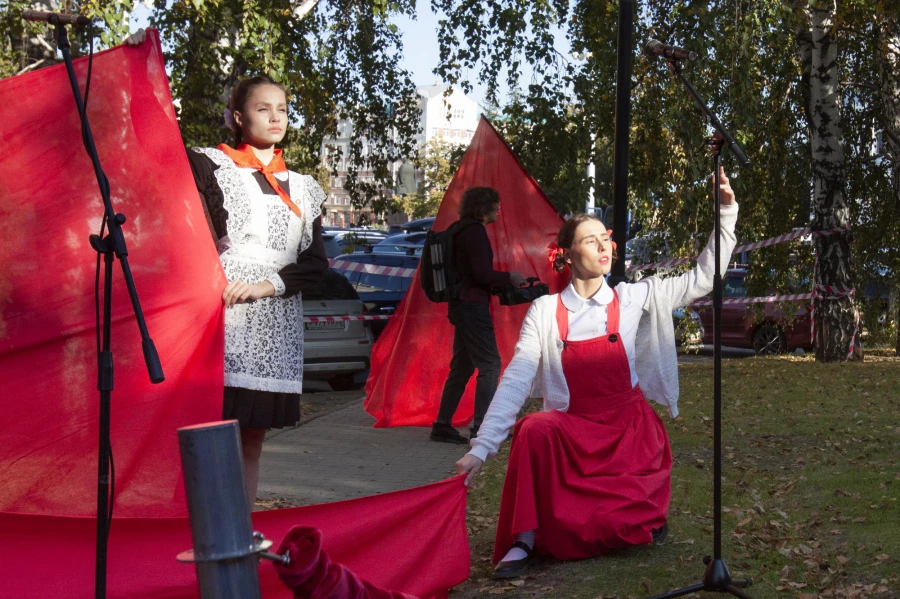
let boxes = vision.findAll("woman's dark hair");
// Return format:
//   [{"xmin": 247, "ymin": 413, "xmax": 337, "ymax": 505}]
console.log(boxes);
[
  {"xmin": 458, "ymin": 186, "xmax": 500, "ymax": 221},
  {"xmin": 553, "ymin": 213, "xmax": 618, "ymax": 272},
  {"xmin": 229, "ymin": 75, "xmax": 288, "ymax": 147}
]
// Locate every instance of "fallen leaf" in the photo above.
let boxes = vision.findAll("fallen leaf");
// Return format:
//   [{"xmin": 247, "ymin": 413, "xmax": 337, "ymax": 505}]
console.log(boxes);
[
  {"xmin": 508, "ymin": 580, "xmax": 525, "ymax": 587},
  {"xmin": 838, "ymin": 555, "xmax": 850, "ymax": 565},
  {"xmin": 876, "ymin": 554, "xmax": 889, "ymax": 561}
]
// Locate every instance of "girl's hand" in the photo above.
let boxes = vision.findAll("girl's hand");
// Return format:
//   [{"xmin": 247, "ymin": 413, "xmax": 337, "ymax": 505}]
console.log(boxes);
[
  {"xmin": 222, "ymin": 280, "xmax": 275, "ymax": 307},
  {"xmin": 455, "ymin": 454, "xmax": 484, "ymax": 487},
  {"xmin": 124, "ymin": 28, "xmax": 146, "ymax": 47},
  {"xmin": 714, "ymin": 166, "xmax": 735, "ymax": 205}
]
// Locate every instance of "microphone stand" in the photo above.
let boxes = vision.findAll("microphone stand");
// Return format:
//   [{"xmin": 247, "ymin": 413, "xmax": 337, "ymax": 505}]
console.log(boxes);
[
  {"xmin": 647, "ymin": 59, "xmax": 751, "ymax": 599},
  {"xmin": 49, "ymin": 18, "xmax": 165, "ymax": 599}
]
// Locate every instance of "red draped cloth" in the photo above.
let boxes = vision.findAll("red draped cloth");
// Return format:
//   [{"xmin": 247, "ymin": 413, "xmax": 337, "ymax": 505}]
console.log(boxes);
[
  {"xmin": 493, "ymin": 293, "xmax": 671, "ymax": 562},
  {"xmin": 274, "ymin": 527, "xmax": 419, "ymax": 598},
  {"xmin": 364, "ymin": 119, "xmax": 569, "ymax": 427},
  {"xmin": 0, "ymin": 31, "xmax": 469, "ymax": 598}
]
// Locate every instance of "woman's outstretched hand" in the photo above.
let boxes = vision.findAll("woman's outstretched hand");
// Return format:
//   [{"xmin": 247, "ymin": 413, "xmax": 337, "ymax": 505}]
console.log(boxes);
[
  {"xmin": 124, "ymin": 28, "xmax": 146, "ymax": 46},
  {"xmin": 714, "ymin": 166, "xmax": 735, "ymax": 205},
  {"xmin": 455, "ymin": 454, "xmax": 484, "ymax": 487}
]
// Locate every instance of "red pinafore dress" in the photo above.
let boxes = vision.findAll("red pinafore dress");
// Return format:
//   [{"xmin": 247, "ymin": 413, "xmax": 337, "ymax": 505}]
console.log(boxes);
[{"xmin": 492, "ymin": 290, "xmax": 672, "ymax": 562}]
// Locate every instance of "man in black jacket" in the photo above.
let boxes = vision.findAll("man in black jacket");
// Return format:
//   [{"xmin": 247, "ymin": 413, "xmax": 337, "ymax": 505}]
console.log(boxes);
[{"xmin": 431, "ymin": 187, "xmax": 525, "ymax": 444}]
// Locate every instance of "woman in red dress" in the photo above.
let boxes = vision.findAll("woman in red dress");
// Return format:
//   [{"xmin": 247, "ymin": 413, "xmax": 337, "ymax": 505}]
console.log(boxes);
[{"xmin": 455, "ymin": 168, "xmax": 738, "ymax": 578}]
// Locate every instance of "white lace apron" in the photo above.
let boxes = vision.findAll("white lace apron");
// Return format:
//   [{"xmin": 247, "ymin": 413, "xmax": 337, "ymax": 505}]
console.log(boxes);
[{"xmin": 194, "ymin": 148, "xmax": 324, "ymax": 394}]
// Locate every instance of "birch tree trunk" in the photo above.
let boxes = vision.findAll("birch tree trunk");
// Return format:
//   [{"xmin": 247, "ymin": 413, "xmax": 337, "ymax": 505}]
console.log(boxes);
[
  {"xmin": 803, "ymin": 3, "xmax": 862, "ymax": 361},
  {"xmin": 876, "ymin": 12, "xmax": 900, "ymax": 354}
]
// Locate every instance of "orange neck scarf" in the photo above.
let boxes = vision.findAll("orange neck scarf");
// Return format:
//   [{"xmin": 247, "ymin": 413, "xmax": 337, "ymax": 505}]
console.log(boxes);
[{"xmin": 217, "ymin": 143, "xmax": 302, "ymax": 219}]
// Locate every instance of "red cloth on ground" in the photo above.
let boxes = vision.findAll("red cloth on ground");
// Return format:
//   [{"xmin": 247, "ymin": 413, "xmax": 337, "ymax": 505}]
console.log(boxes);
[
  {"xmin": 364, "ymin": 119, "xmax": 569, "ymax": 427},
  {"xmin": 274, "ymin": 527, "xmax": 420, "ymax": 599},
  {"xmin": 0, "ymin": 476, "xmax": 469, "ymax": 598},
  {"xmin": 0, "ymin": 33, "xmax": 469, "ymax": 598},
  {"xmin": 493, "ymin": 292, "xmax": 672, "ymax": 562}
]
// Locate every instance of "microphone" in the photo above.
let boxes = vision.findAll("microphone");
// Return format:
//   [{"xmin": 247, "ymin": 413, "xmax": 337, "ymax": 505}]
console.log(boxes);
[
  {"xmin": 643, "ymin": 39, "xmax": 698, "ymax": 62},
  {"xmin": 22, "ymin": 10, "xmax": 92, "ymax": 26}
]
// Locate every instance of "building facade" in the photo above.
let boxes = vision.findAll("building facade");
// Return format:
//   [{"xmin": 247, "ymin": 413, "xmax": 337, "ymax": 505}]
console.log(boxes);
[{"xmin": 320, "ymin": 85, "xmax": 480, "ymax": 228}]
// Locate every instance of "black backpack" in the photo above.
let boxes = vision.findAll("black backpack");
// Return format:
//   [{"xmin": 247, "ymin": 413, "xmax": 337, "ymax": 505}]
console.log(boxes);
[{"xmin": 420, "ymin": 219, "xmax": 479, "ymax": 302}]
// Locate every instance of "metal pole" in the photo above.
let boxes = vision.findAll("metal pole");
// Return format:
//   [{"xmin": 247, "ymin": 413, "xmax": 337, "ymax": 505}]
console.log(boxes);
[
  {"xmin": 177, "ymin": 421, "xmax": 262, "ymax": 599},
  {"xmin": 608, "ymin": 0, "xmax": 635, "ymax": 286}
]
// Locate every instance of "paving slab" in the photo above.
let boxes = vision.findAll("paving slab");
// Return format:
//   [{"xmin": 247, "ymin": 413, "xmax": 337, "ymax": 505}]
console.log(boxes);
[{"xmin": 258, "ymin": 395, "xmax": 470, "ymax": 506}]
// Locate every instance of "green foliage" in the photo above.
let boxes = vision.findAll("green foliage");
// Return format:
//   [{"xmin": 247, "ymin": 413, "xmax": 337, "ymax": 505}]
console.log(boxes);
[
  {"xmin": 149, "ymin": 0, "xmax": 420, "ymax": 219},
  {"xmin": 431, "ymin": 0, "xmax": 894, "ymax": 310},
  {"xmin": 398, "ymin": 137, "xmax": 465, "ymax": 218},
  {"xmin": 0, "ymin": 0, "xmax": 421, "ymax": 222}
]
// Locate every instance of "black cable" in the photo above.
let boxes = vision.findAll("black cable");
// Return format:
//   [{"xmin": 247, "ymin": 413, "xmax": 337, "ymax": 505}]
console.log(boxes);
[{"xmin": 83, "ymin": 19, "xmax": 115, "ymax": 541}]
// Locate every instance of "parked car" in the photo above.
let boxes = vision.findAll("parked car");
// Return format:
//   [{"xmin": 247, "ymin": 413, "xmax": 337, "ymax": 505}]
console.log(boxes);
[
  {"xmin": 332, "ymin": 251, "xmax": 421, "ymax": 338},
  {"xmin": 694, "ymin": 268, "xmax": 813, "ymax": 355},
  {"xmin": 672, "ymin": 306, "xmax": 703, "ymax": 346},
  {"xmin": 386, "ymin": 216, "xmax": 436, "ymax": 236},
  {"xmin": 301, "ymin": 268, "xmax": 373, "ymax": 390},
  {"xmin": 322, "ymin": 229, "xmax": 388, "ymax": 258},
  {"xmin": 373, "ymin": 232, "xmax": 428, "ymax": 253}
]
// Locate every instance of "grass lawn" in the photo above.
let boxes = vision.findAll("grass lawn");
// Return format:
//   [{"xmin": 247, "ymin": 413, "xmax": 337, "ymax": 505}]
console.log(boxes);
[{"xmin": 450, "ymin": 351, "xmax": 900, "ymax": 599}]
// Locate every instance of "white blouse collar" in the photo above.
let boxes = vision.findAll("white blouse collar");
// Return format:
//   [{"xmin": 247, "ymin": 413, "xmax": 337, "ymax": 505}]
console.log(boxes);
[{"xmin": 560, "ymin": 279, "xmax": 613, "ymax": 312}]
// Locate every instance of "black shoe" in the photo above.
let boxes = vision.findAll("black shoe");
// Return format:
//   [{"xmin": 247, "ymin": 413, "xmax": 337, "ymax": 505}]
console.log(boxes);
[
  {"xmin": 652, "ymin": 521, "xmax": 669, "ymax": 544},
  {"xmin": 430, "ymin": 423, "xmax": 469, "ymax": 444},
  {"xmin": 493, "ymin": 541, "xmax": 535, "ymax": 579}
]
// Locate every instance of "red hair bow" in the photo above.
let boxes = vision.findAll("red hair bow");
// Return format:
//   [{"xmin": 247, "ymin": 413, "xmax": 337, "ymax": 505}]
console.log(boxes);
[
  {"xmin": 547, "ymin": 242, "xmax": 564, "ymax": 265},
  {"xmin": 607, "ymin": 229, "xmax": 617, "ymax": 252}
]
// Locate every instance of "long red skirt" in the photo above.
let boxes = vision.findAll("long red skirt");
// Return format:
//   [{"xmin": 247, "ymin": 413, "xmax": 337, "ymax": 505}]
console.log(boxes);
[{"xmin": 492, "ymin": 387, "xmax": 672, "ymax": 562}]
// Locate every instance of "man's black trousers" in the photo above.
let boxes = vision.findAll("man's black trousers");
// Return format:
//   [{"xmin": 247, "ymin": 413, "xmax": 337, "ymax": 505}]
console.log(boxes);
[{"xmin": 435, "ymin": 300, "xmax": 502, "ymax": 434}]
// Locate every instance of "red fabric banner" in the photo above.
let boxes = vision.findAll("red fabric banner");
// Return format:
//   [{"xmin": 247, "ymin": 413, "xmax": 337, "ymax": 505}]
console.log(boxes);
[
  {"xmin": 0, "ymin": 476, "xmax": 469, "ymax": 598},
  {"xmin": 364, "ymin": 119, "xmax": 568, "ymax": 427},
  {"xmin": 0, "ymin": 30, "xmax": 224, "ymax": 518},
  {"xmin": 0, "ymin": 33, "xmax": 470, "ymax": 599}
]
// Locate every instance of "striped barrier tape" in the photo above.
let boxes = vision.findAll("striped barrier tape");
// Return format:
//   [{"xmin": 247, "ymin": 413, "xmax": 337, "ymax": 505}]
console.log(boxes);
[
  {"xmin": 627, "ymin": 225, "xmax": 851, "ymax": 274},
  {"xmin": 810, "ymin": 251, "xmax": 859, "ymax": 360},
  {"xmin": 691, "ymin": 292, "xmax": 813, "ymax": 307},
  {"xmin": 303, "ymin": 315, "xmax": 392, "ymax": 323},
  {"xmin": 329, "ymin": 259, "xmax": 417, "ymax": 279}
]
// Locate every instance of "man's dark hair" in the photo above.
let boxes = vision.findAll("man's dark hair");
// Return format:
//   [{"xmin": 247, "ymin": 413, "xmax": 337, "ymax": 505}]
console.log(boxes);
[{"xmin": 458, "ymin": 187, "xmax": 500, "ymax": 221}]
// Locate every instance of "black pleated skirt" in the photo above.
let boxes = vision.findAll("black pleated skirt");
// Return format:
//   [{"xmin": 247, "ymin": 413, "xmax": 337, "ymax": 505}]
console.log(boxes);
[{"xmin": 223, "ymin": 386, "xmax": 301, "ymax": 429}]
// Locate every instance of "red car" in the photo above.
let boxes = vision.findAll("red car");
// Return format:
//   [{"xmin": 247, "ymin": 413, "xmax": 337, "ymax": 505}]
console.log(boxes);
[{"xmin": 694, "ymin": 269, "xmax": 814, "ymax": 355}]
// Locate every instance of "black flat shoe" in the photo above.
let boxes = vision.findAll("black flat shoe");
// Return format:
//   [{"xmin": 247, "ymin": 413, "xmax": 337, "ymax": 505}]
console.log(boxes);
[
  {"xmin": 492, "ymin": 541, "xmax": 535, "ymax": 579},
  {"xmin": 652, "ymin": 521, "xmax": 669, "ymax": 544},
  {"xmin": 429, "ymin": 423, "xmax": 469, "ymax": 444}
]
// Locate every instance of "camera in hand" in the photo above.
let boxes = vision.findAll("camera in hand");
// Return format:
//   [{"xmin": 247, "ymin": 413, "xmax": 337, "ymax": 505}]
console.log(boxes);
[{"xmin": 495, "ymin": 277, "xmax": 549, "ymax": 306}]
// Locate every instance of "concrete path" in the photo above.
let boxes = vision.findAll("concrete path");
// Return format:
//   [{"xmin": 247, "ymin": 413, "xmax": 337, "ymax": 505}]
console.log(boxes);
[{"xmin": 258, "ymin": 393, "xmax": 469, "ymax": 506}]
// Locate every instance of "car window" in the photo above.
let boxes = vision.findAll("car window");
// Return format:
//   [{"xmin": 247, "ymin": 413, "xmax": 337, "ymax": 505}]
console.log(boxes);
[
  {"xmin": 356, "ymin": 272, "xmax": 404, "ymax": 294},
  {"xmin": 303, "ymin": 269, "xmax": 360, "ymax": 300},
  {"xmin": 724, "ymin": 275, "xmax": 747, "ymax": 298}
]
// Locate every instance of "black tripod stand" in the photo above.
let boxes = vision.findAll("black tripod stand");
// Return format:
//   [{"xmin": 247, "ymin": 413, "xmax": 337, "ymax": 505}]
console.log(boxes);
[
  {"xmin": 648, "ymin": 59, "xmax": 751, "ymax": 599},
  {"xmin": 27, "ymin": 12, "xmax": 166, "ymax": 599}
]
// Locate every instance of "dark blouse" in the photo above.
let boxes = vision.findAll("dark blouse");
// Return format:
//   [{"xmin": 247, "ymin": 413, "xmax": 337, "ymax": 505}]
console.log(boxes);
[
  {"xmin": 187, "ymin": 149, "xmax": 328, "ymax": 298},
  {"xmin": 454, "ymin": 221, "xmax": 511, "ymax": 304}
]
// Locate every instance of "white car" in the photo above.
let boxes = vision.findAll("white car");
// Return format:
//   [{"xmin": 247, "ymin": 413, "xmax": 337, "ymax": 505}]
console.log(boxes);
[{"xmin": 302, "ymin": 269, "xmax": 374, "ymax": 390}]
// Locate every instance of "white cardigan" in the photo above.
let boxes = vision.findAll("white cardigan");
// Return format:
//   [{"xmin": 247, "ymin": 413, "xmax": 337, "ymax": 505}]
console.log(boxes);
[{"xmin": 469, "ymin": 202, "xmax": 739, "ymax": 462}]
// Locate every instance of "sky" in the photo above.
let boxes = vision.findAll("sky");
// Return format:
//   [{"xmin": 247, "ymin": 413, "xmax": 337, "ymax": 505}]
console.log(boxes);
[{"xmin": 131, "ymin": 2, "xmax": 571, "ymax": 112}]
